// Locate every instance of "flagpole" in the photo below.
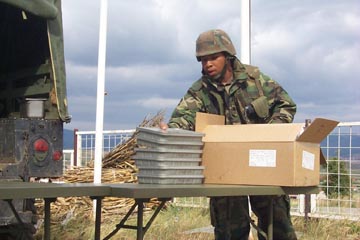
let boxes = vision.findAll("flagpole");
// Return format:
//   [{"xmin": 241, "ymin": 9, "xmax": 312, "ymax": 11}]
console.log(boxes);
[
  {"xmin": 93, "ymin": 0, "xmax": 108, "ymax": 223},
  {"xmin": 241, "ymin": 0, "xmax": 251, "ymax": 64},
  {"xmin": 241, "ymin": 1, "xmax": 253, "ymax": 239},
  {"xmin": 94, "ymin": 0, "xmax": 108, "ymax": 184}
]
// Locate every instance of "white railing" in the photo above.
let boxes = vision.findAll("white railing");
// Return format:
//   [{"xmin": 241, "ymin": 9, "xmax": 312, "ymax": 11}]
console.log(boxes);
[
  {"xmin": 63, "ymin": 149, "xmax": 74, "ymax": 170},
  {"xmin": 288, "ymin": 122, "xmax": 360, "ymax": 220},
  {"xmin": 74, "ymin": 129, "xmax": 135, "ymax": 167},
  {"xmin": 64, "ymin": 122, "xmax": 360, "ymax": 220}
]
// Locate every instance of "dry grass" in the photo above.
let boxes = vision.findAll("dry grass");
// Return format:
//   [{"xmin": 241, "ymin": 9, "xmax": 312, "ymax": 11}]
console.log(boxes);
[
  {"xmin": 292, "ymin": 217, "xmax": 360, "ymax": 240},
  {"xmin": 33, "ymin": 204, "xmax": 360, "ymax": 240},
  {"xmin": 34, "ymin": 205, "xmax": 213, "ymax": 240}
]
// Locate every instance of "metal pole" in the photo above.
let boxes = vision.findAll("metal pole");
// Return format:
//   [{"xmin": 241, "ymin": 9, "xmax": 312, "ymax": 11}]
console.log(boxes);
[
  {"xmin": 137, "ymin": 200, "xmax": 144, "ymax": 240},
  {"xmin": 73, "ymin": 128, "xmax": 78, "ymax": 167},
  {"xmin": 267, "ymin": 197, "xmax": 274, "ymax": 240},
  {"xmin": 94, "ymin": 197, "xmax": 103, "ymax": 240},
  {"xmin": 44, "ymin": 198, "xmax": 56, "ymax": 240},
  {"xmin": 93, "ymin": 0, "xmax": 108, "ymax": 219},
  {"xmin": 304, "ymin": 119, "xmax": 312, "ymax": 223},
  {"xmin": 94, "ymin": 0, "xmax": 108, "ymax": 184},
  {"xmin": 240, "ymin": 2, "xmax": 253, "ymax": 236},
  {"xmin": 240, "ymin": 0, "xmax": 251, "ymax": 64}
]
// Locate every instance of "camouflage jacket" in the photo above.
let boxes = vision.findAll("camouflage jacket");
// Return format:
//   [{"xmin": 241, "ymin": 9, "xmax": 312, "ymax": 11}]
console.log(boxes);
[{"xmin": 168, "ymin": 58, "xmax": 296, "ymax": 130}]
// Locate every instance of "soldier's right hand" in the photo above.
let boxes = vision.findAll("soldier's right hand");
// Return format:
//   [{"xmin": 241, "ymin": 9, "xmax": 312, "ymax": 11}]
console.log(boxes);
[{"xmin": 159, "ymin": 122, "xmax": 168, "ymax": 131}]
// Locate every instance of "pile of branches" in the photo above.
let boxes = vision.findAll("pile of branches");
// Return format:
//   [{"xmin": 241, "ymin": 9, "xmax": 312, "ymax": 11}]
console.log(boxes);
[
  {"xmin": 36, "ymin": 111, "xmax": 166, "ymax": 223},
  {"xmin": 101, "ymin": 110, "xmax": 165, "ymax": 168}
]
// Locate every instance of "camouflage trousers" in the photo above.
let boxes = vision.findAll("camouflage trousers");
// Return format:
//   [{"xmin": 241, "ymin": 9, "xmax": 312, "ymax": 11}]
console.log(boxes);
[{"xmin": 210, "ymin": 195, "xmax": 297, "ymax": 240}]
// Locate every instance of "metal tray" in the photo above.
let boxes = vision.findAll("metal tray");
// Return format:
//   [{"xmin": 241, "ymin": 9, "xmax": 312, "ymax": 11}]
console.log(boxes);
[
  {"xmin": 137, "ymin": 173, "xmax": 204, "ymax": 184},
  {"xmin": 137, "ymin": 139, "xmax": 203, "ymax": 150},
  {"xmin": 137, "ymin": 127, "xmax": 204, "ymax": 144},
  {"xmin": 134, "ymin": 157, "xmax": 202, "ymax": 167},
  {"xmin": 138, "ymin": 166, "xmax": 204, "ymax": 176},
  {"xmin": 134, "ymin": 147, "xmax": 202, "ymax": 160}
]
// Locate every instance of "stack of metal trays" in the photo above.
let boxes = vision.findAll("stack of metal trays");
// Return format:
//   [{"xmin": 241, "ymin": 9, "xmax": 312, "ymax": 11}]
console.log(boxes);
[{"xmin": 134, "ymin": 127, "xmax": 205, "ymax": 184}]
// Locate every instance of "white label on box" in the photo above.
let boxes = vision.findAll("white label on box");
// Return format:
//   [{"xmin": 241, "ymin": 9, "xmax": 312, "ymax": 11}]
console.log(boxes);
[
  {"xmin": 249, "ymin": 150, "xmax": 276, "ymax": 167},
  {"xmin": 302, "ymin": 151, "xmax": 315, "ymax": 170}
]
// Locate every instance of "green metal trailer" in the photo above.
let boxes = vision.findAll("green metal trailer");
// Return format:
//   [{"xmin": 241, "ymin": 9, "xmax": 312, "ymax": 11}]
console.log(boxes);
[{"xmin": 0, "ymin": 0, "xmax": 70, "ymax": 238}]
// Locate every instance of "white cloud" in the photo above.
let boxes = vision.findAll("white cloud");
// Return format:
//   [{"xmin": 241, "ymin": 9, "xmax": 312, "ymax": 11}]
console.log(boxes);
[
  {"xmin": 105, "ymin": 64, "xmax": 183, "ymax": 84},
  {"xmin": 250, "ymin": 0, "xmax": 359, "ymax": 124},
  {"xmin": 253, "ymin": 28, "xmax": 298, "ymax": 54},
  {"xmin": 67, "ymin": 96, "xmax": 96, "ymax": 115},
  {"xmin": 136, "ymin": 96, "xmax": 179, "ymax": 109},
  {"xmin": 295, "ymin": 101, "xmax": 360, "ymax": 124},
  {"xmin": 66, "ymin": 61, "xmax": 97, "ymax": 82},
  {"xmin": 322, "ymin": 44, "xmax": 360, "ymax": 74},
  {"xmin": 61, "ymin": 0, "xmax": 360, "ymax": 130},
  {"xmin": 343, "ymin": 12, "xmax": 360, "ymax": 33}
]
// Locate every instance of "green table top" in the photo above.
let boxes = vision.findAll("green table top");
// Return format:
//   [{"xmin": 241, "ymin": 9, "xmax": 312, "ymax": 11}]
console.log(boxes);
[
  {"xmin": 109, "ymin": 183, "xmax": 319, "ymax": 199},
  {"xmin": 0, "ymin": 182, "xmax": 111, "ymax": 199},
  {"xmin": 0, "ymin": 182, "xmax": 319, "ymax": 200}
]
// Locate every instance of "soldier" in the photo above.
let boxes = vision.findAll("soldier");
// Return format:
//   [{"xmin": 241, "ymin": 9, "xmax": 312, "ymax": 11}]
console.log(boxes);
[{"xmin": 161, "ymin": 29, "xmax": 297, "ymax": 240}]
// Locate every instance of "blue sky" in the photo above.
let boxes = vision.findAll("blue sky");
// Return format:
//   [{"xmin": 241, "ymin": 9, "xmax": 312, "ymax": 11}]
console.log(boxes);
[{"xmin": 61, "ymin": 0, "xmax": 360, "ymax": 131}]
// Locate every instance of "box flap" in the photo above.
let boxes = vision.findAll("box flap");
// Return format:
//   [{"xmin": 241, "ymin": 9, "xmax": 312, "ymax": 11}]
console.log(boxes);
[
  {"xmin": 202, "ymin": 123, "xmax": 304, "ymax": 142},
  {"xmin": 195, "ymin": 112, "xmax": 224, "ymax": 132},
  {"xmin": 320, "ymin": 150, "xmax": 327, "ymax": 165},
  {"xmin": 297, "ymin": 118, "xmax": 339, "ymax": 143}
]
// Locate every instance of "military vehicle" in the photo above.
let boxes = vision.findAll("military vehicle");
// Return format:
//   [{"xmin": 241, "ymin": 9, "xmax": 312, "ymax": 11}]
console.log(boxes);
[{"xmin": 0, "ymin": 0, "xmax": 70, "ymax": 238}]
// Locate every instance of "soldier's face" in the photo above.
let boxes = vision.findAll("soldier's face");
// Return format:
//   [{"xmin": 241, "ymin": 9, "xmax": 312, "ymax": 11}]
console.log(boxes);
[{"xmin": 201, "ymin": 53, "xmax": 226, "ymax": 78}]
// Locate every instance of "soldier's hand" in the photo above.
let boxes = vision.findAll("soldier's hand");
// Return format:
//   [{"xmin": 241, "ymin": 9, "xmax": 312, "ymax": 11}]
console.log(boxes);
[{"xmin": 159, "ymin": 122, "xmax": 168, "ymax": 131}]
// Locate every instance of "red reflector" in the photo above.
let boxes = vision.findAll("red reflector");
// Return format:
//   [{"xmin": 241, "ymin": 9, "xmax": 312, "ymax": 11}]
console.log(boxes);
[
  {"xmin": 53, "ymin": 151, "xmax": 62, "ymax": 161},
  {"xmin": 33, "ymin": 139, "xmax": 49, "ymax": 152}
]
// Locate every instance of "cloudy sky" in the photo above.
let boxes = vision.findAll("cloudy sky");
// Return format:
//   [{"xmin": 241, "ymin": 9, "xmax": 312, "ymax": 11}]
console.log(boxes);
[{"xmin": 61, "ymin": 0, "xmax": 360, "ymax": 131}]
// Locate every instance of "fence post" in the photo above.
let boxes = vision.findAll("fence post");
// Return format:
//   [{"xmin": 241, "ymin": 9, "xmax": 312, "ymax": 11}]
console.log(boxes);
[
  {"xmin": 304, "ymin": 194, "xmax": 311, "ymax": 221},
  {"xmin": 70, "ymin": 150, "xmax": 74, "ymax": 169},
  {"xmin": 73, "ymin": 129, "xmax": 78, "ymax": 166},
  {"xmin": 76, "ymin": 130, "xmax": 82, "ymax": 166},
  {"xmin": 304, "ymin": 119, "xmax": 312, "ymax": 222}
]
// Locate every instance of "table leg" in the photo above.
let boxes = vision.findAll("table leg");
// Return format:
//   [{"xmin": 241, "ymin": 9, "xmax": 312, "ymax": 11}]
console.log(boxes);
[
  {"xmin": 103, "ymin": 203, "xmax": 138, "ymax": 240},
  {"xmin": 267, "ymin": 197, "xmax": 274, "ymax": 240},
  {"xmin": 135, "ymin": 198, "xmax": 169, "ymax": 240},
  {"xmin": 103, "ymin": 198, "xmax": 169, "ymax": 240},
  {"xmin": 44, "ymin": 198, "xmax": 56, "ymax": 240},
  {"xmin": 92, "ymin": 197, "xmax": 103, "ymax": 240},
  {"xmin": 136, "ymin": 199, "xmax": 144, "ymax": 240},
  {"xmin": 4, "ymin": 199, "xmax": 23, "ymax": 224}
]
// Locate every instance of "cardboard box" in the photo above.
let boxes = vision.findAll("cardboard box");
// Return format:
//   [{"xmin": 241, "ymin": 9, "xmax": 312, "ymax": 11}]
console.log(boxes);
[{"xmin": 196, "ymin": 113, "xmax": 339, "ymax": 186}]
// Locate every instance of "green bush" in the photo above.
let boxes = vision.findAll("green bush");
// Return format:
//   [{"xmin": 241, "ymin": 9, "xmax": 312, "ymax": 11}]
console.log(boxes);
[{"xmin": 322, "ymin": 158, "xmax": 350, "ymax": 197}]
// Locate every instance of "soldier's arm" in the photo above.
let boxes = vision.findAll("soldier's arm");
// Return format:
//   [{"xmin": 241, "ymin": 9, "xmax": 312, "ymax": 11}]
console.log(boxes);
[
  {"xmin": 260, "ymin": 73, "xmax": 297, "ymax": 123},
  {"xmin": 168, "ymin": 89, "xmax": 204, "ymax": 130}
]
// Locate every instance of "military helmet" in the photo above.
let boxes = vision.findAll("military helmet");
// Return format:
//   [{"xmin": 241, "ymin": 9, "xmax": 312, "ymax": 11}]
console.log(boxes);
[{"xmin": 195, "ymin": 29, "xmax": 236, "ymax": 61}]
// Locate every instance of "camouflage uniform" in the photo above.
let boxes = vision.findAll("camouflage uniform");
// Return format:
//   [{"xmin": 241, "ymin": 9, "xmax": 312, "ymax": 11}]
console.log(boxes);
[{"xmin": 168, "ymin": 29, "xmax": 298, "ymax": 240}]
